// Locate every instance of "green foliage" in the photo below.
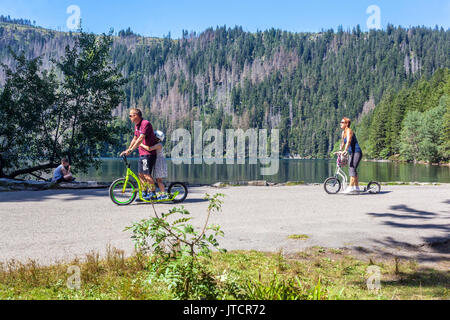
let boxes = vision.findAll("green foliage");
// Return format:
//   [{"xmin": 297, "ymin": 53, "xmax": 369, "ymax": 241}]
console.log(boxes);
[
  {"xmin": 54, "ymin": 30, "xmax": 128, "ymax": 172},
  {"xmin": 244, "ymin": 271, "xmax": 327, "ymax": 300},
  {"xmin": 0, "ymin": 30, "xmax": 127, "ymax": 178},
  {"xmin": 419, "ymin": 100, "xmax": 447, "ymax": 162},
  {"xmin": 360, "ymin": 69, "xmax": 450, "ymax": 162},
  {"xmin": 0, "ymin": 51, "xmax": 58, "ymax": 177},
  {"xmin": 125, "ymin": 193, "xmax": 228, "ymax": 300},
  {"xmin": 440, "ymin": 93, "xmax": 450, "ymax": 159},
  {"xmin": 155, "ymin": 254, "xmax": 219, "ymax": 300},
  {"xmin": 399, "ymin": 111, "xmax": 422, "ymax": 161}
]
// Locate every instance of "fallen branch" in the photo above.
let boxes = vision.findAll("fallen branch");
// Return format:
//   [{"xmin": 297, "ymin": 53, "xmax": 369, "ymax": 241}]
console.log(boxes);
[{"xmin": 6, "ymin": 163, "xmax": 58, "ymax": 179}]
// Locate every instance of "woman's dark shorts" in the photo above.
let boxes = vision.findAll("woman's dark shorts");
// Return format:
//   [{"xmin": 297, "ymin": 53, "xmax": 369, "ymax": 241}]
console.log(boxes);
[
  {"xmin": 349, "ymin": 152, "xmax": 362, "ymax": 177},
  {"xmin": 138, "ymin": 155, "xmax": 157, "ymax": 176}
]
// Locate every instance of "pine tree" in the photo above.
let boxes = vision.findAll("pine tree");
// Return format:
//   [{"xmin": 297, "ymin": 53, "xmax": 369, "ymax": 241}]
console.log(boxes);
[{"xmin": 399, "ymin": 111, "xmax": 423, "ymax": 161}]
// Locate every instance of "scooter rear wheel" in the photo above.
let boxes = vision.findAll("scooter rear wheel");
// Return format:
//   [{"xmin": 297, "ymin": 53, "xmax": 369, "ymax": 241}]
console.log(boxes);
[
  {"xmin": 367, "ymin": 181, "xmax": 381, "ymax": 194},
  {"xmin": 168, "ymin": 182, "xmax": 188, "ymax": 203}
]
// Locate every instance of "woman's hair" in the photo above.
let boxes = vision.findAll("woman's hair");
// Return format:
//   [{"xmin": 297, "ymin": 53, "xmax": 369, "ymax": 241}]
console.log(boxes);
[
  {"xmin": 342, "ymin": 117, "xmax": 351, "ymax": 127},
  {"xmin": 129, "ymin": 108, "xmax": 142, "ymax": 118}
]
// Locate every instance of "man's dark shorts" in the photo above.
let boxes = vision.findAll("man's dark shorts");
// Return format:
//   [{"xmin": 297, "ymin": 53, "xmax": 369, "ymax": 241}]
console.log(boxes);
[{"xmin": 138, "ymin": 155, "xmax": 157, "ymax": 176}]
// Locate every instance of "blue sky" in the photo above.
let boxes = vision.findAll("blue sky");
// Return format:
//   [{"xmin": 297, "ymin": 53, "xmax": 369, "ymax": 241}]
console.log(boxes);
[{"xmin": 0, "ymin": 0, "xmax": 449, "ymax": 38}]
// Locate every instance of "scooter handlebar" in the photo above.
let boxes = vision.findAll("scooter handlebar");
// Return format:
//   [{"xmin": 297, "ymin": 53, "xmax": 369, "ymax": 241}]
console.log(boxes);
[{"xmin": 121, "ymin": 154, "xmax": 130, "ymax": 167}]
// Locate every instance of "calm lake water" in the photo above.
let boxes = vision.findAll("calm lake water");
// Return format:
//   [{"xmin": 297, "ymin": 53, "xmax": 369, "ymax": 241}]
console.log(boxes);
[{"xmin": 77, "ymin": 158, "xmax": 450, "ymax": 184}]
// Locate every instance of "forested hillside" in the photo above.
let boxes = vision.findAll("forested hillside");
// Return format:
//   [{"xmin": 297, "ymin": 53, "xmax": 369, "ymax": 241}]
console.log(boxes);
[
  {"xmin": 356, "ymin": 68, "xmax": 449, "ymax": 163},
  {"xmin": 1, "ymin": 19, "xmax": 449, "ymax": 158}
]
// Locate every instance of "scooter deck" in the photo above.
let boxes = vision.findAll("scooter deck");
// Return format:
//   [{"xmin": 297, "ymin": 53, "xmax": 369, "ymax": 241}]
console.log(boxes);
[
  {"xmin": 136, "ymin": 192, "xmax": 179, "ymax": 203},
  {"xmin": 341, "ymin": 186, "xmax": 380, "ymax": 194}
]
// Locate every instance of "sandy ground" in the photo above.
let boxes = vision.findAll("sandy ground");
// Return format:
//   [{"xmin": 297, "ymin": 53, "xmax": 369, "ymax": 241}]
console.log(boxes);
[{"xmin": 0, "ymin": 185, "xmax": 449, "ymax": 268}]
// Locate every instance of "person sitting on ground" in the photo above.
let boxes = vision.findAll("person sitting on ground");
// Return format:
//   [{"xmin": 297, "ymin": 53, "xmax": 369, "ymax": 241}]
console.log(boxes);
[
  {"xmin": 141, "ymin": 130, "xmax": 168, "ymax": 200},
  {"xmin": 52, "ymin": 158, "xmax": 74, "ymax": 183}
]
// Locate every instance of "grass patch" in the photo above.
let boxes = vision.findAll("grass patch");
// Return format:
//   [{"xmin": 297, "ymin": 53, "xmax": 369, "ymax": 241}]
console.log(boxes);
[
  {"xmin": 288, "ymin": 234, "xmax": 309, "ymax": 240},
  {"xmin": 329, "ymin": 249, "xmax": 344, "ymax": 255},
  {"xmin": 285, "ymin": 181, "xmax": 305, "ymax": 186},
  {"xmin": 0, "ymin": 247, "xmax": 448, "ymax": 300}
]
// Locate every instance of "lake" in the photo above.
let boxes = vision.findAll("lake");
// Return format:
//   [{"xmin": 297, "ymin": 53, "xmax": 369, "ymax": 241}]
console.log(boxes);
[{"xmin": 76, "ymin": 158, "xmax": 450, "ymax": 184}]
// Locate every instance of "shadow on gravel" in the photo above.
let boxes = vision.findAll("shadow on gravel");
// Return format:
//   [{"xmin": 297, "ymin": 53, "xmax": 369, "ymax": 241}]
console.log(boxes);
[
  {"xmin": 365, "ymin": 204, "xmax": 450, "ymax": 262},
  {"xmin": 382, "ymin": 221, "xmax": 449, "ymax": 231},
  {"xmin": 353, "ymin": 236, "xmax": 450, "ymax": 264},
  {"xmin": 369, "ymin": 204, "xmax": 448, "ymax": 226},
  {"xmin": 0, "ymin": 186, "xmax": 210, "ymax": 204},
  {"xmin": 367, "ymin": 204, "xmax": 448, "ymax": 227},
  {"xmin": 342, "ymin": 191, "xmax": 392, "ymax": 196},
  {"xmin": 132, "ymin": 198, "xmax": 208, "ymax": 206},
  {"xmin": 367, "ymin": 204, "xmax": 437, "ymax": 220},
  {"xmin": 0, "ymin": 189, "xmax": 108, "ymax": 202},
  {"xmin": 371, "ymin": 237, "xmax": 450, "ymax": 254},
  {"xmin": 173, "ymin": 198, "xmax": 208, "ymax": 204}
]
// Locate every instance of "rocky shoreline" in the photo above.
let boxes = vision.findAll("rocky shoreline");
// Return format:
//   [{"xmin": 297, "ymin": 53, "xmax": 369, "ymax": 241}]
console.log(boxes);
[
  {"xmin": 362, "ymin": 158, "xmax": 450, "ymax": 166},
  {"xmin": 0, "ymin": 178, "xmax": 110, "ymax": 192}
]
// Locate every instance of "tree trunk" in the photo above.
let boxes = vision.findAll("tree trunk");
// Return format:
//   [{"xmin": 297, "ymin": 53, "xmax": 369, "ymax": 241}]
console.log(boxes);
[
  {"xmin": 68, "ymin": 98, "xmax": 80, "ymax": 165},
  {"xmin": 6, "ymin": 163, "xmax": 58, "ymax": 179},
  {"xmin": 51, "ymin": 105, "xmax": 64, "ymax": 164},
  {"xmin": 0, "ymin": 153, "xmax": 5, "ymax": 178}
]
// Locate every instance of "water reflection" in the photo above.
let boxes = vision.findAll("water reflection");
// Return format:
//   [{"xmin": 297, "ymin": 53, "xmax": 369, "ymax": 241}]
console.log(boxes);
[{"xmin": 77, "ymin": 158, "xmax": 450, "ymax": 184}]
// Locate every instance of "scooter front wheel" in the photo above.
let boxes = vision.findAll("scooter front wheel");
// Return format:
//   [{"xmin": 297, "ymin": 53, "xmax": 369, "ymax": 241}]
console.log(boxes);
[
  {"xmin": 109, "ymin": 178, "xmax": 137, "ymax": 205},
  {"xmin": 324, "ymin": 177, "xmax": 341, "ymax": 194}
]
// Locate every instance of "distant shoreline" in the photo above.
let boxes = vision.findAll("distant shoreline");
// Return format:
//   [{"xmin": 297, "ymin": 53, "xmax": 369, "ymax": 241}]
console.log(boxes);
[
  {"xmin": 284, "ymin": 155, "xmax": 450, "ymax": 167},
  {"xmin": 362, "ymin": 158, "xmax": 450, "ymax": 167},
  {"xmin": 104, "ymin": 156, "xmax": 450, "ymax": 166}
]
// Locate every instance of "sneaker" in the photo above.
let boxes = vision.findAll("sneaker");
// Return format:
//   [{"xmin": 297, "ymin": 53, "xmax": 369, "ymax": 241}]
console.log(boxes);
[
  {"xmin": 346, "ymin": 188, "xmax": 359, "ymax": 195},
  {"xmin": 144, "ymin": 192, "xmax": 158, "ymax": 201},
  {"xmin": 342, "ymin": 187, "xmax": 353, "ymax": 194},
  {"xmin": 143, "ymin": 193, "xmax": 151, "ymax": 201},
  {"xmin": 158, "ymin": 193, "xmax": 169, "ymax": 201}
]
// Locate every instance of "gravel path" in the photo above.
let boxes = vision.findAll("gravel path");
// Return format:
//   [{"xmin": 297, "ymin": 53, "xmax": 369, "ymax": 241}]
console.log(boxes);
[{"xmin": 0, "ymin": 185, "xmax": 449, "ymax": 266}]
